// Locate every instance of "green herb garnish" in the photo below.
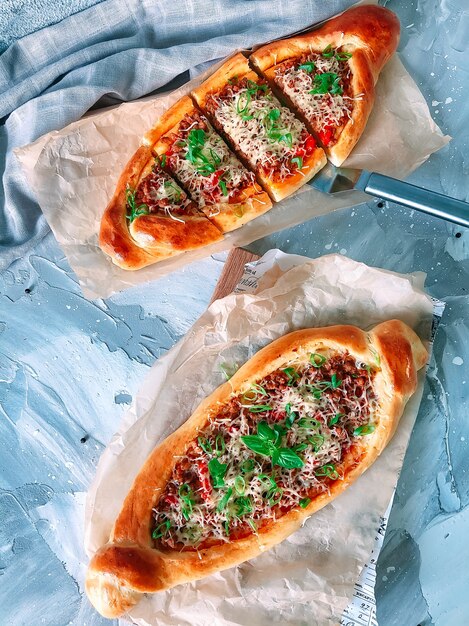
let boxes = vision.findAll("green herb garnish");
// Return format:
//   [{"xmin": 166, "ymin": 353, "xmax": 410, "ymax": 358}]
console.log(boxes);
[
  {"xmin": 310, "ymin": 353, "xmax": 326, "ymax": 368},
  {"xmin": 283, "ymin": 367, "xmax": 299, "ymax": 385},
  {"xmin": 160, "ymin": 154, "xmax": 167, "ymax": 168},
  {"xmin": 309, "ymin": 72, "xmax": 343, "ymax": 96},
  {"xmin": 291, "ymin": 156, "xmax": 303, "ymax": 170},
  {"xmin": 322, "ymin": 44, "xmax": 352, "ymax": 61},
  {"xmin": 215, "ymin": 434, "xmax": 226, "ymax": 457},
  {"xmin": 268, "ymin": 488, "xmax": 283, "ymax": 506},
  {"xmin": 329, "ymin": 413, "xmax": 344, "ymax": 426},
  {"xmin": 184, "ymin": 128, "xmax": 222, "ymax": 176},
  {"xmin": 241, "ymin": 422, "xmax": 304, "ymax": 469},
  {"xmin": 331, "ymin": 373, "xmax": 342, "ymax": 389},
  {"xmin": 198, "ymin": 436, "xmax": 212, "ymax": 454},
  {"xmin": 234, "ymin": 475, "xmax": 246, "ymax": 495},
  {"xmin": 125, "ymin": 187, "xmax": 149, "ymax": 222},
  {"xmin": 241, "ymin": 435, "xmax": 275, "ymax": 457},
  {"xmin": 353, "ymin": 423, "xmax": 376, "ymax": 436},
  {"xmin": 208, "ymin": 458, "xmax": 228, "ymax": 488},
  {"xmin": 247, "ymin": 404, "xmax": 273, "ymax": 413},
  {"xmin": 272, "ymin": 447, "xmax": 304, "ymax": 469},
  {"xmin": 236, "ymin": 91, "xmax": 252, "ymax": 117},
  {"xmin": 164, "ymin": 180, "xmax": 182, "ymax": 202},
  {"xmin": 178, "ymin": 484, "xmax": 194, "ymax": 520},
  {"xmin": 152, "ymin": 519, "xmax": 171, "ymax": 539},
  {"xmin": 306, "ymin": 375, "xmax": 341, "ymax": 397},
  {"xmin": 247, "ymin": 518, "xmax": 257, "ymax": 533},
  {"xmin": 246, "ymin": 78, "xmax": 268, "ymax": 94},
  {"xmin": 189, "ymin": 128, "xmax": 206, "ymax": 147},
  {"xmin": 285, "ymin": 403, "xmax": 298, "ymax": 428},
  {"xmin": 235, "ymin": 495, "xmax": 253, "ymax": 516},
  {"xmin": 298, "ymin": 61, "xmax": 315, "ymax": 73},
  {"xmin": 219, "ymin": 179, "xmax": 228, "ymax": 196},
  {"xmin": 314, "ymin": 463, "xmax": 339, "ymax": 480},
  {"xmin": 217, "ymin": 487, "xmax": 233, "ymax": 512},
  {"xmin": 241, "ymin": 459, "xmax": 256, "ymax": 473},
  {"xmin": 308, "ymin": 434, "xmax": 324, "ymax": 451},
  {"xmin": 268, "ymin": 108, "xmax": 281, "ymax": 121},
  {"xmin": 298, "ymin": 417, "xmax": 321, "ymax": 429},
  {"xmin": 257, "ymin": 421, "xmax": 278, "ymax": 442},
  {"xmin": 299, "ymin": 497, "xmax": 311, "ymax": 508}
]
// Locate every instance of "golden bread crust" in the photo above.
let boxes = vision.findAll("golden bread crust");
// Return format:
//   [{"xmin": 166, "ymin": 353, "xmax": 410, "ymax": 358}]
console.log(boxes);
[
  {"xmin": 250, "ymin": 5, "xmax": 400, "ymax": 165},
  {"xmin": 191, "ymin": 53, "xmax": 253, "ymax": 108},
  {"xmin": 86, "ymin": 319, "xmax": 427, "ymax": 617},
  {"xmin": 98, "ymin": 136, "xmax": 222, "ymax": 270},
  {"xmin": 191, "ymin": 53, "xmax": 327, "ymax": 201}
]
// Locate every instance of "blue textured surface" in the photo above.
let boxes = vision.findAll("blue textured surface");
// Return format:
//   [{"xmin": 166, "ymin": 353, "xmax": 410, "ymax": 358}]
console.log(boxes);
[{"xmin": 1, "ymin": 1, "xmax": 469, "ymax": 626}]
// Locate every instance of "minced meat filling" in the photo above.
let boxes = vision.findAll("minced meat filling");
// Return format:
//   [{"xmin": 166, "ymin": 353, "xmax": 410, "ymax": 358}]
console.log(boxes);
[
  {"xmin": 205, "ymin": 76, "xmax": 317, "ymax": 182},
  {"xmin": 127, "ymin": 167, "xmax": 196, "ymax": 224},
  {"xmin": 152, "ymin": 350, "xmax": 379, "ymax": 550},
  {"xmin": 159, "ymin": 111, "xmax": 255, "ymax": 210},
  {"xmin": 274, "ymin": 46, "xmax": 357, "ymax": 147}
]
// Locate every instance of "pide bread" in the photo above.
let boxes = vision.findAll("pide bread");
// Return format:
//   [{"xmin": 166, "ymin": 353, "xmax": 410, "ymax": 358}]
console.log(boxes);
[
  {"xmin": 250, "ymin": 5, "xmax": 400, "ymax": 165},
  {"xmin": 99, "ymin": 5, "xmax": 400, "ymax": 269},
  {"xmin": 86, "ymin": 319, "xmax": 427, "ymax": 618}
]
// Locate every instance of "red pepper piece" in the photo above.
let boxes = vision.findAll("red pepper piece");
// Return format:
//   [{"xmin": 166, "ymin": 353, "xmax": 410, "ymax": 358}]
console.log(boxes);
[
  {"xmin": 304, "ymin": 135, "xmax": 317, "ymax": 154},
  {"xmin": 318, "ymin": 127, "xmax": 333, "ymax": 147},
  {"xmin": 197, "ymin": 461, "xmax": 212, "ymax": 502},
  {"xmin": 211, "ymin": 169, "xmax": 224, "ymax": 185}
]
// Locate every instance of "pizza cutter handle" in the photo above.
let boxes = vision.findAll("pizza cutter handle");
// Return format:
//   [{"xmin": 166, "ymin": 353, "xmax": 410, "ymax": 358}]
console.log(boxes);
[{"xmin": 356, "ymin": 172, "xmax": 469, "ymax": 229}]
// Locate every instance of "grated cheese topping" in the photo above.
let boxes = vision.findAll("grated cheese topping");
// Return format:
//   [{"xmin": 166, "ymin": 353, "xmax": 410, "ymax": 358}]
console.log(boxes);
[
  {"xmin": 207, "ymin": 77, "xmax": 314, "ymax": 182},
  {"xmin": 162, "ymin": 112, "xmax": 255, "ymax": 211},
  {"xmin": 132, "ymin": 166, "xmax": 195, "ymax": 223},
  {"xmin": 152, "ymin": 350, "xmax": 380, "ymax": 550},
  {"xmin": 274, "ymin": 49, "xmax": 362, "ymax": 144}
]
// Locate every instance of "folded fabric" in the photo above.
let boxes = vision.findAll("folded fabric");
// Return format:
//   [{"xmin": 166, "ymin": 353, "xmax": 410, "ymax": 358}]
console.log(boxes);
[{"xmin": 0, "ymin": 0, "xmax": 356, "ymax": 272}]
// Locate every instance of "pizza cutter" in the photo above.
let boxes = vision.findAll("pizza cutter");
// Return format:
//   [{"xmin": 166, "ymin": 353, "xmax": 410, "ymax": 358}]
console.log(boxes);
[{"xmin": 311, "ymin": 164, "xmax": 469, "ymax": 228}]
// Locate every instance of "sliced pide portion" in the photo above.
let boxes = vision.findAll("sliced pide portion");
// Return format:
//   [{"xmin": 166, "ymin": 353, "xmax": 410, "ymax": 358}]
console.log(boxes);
[
  {"xmin": 86, "ymin": 320, "xmax": 427, "ymax": 619},
  {"xmin": 128, "ymin": 159, "xmax": 222, "ymax": 255},
  {"xmin": 144, "ymin": 96, "xmax": 272, "ymax": 233},
  {"xmin": 250, "ymin": 5, "xmax": 400, "ymax": 165},
  {"xmin": 191, "ymin": 53, "xmax": 327, "ymax": 202},
  {"xmin": 262, "ymin": 48, "xmax": 359, "ymax": 152},
  {"xmin": 99, "ymin": 145, "xmax": 222, "ymax": 270}
]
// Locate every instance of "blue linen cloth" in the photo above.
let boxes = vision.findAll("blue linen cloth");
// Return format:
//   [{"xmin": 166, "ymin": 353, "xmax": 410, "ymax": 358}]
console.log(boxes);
[{"xmin": 0, "ymin": 0, "xmax": 356, "ymax": 271}]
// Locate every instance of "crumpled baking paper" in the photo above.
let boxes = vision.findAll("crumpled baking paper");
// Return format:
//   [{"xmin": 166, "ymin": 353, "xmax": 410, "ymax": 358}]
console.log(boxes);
[
  {"xmin": 84, "ymin": 252, "xmax": 435, "ymax": 625},
  {"xmin": 15, "ymin": 25, "xmax": 450, "ymax": 299}
]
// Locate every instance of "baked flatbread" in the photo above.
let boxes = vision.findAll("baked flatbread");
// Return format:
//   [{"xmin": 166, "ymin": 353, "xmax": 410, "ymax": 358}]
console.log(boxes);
[
  {"xmin": 250, "ymin": 5, "xmax": 400, "ymax": 165},
  {"xmin": 86, "ymin": 319, "xmax": 427, "ymax": 618},
  {"xmin": 191, "ymin": 53, "xmax": 327, "ymax": 202},
  {"xmin": 144, "ymin": 96, "xmax": 272, "ymax": 233},
  {"xmin": 99, "ymin": 145, "xmax": 223, "ymax": 270}
]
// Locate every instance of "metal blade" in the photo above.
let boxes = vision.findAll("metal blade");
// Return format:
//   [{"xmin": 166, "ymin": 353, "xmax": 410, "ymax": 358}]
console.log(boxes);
[{"xmin": 309, "ymin": 163, "xmax": 368, "ymax": 194}]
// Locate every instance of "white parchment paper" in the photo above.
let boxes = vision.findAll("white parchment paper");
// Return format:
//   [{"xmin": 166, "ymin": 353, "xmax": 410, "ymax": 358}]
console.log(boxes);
[
  {"xmin": 15, "ymin": 35, "xmax": 449, "ymax": 299},
  {"xmin": 84, "ymin": 252, "xmax": 434, "ymax": 625}
]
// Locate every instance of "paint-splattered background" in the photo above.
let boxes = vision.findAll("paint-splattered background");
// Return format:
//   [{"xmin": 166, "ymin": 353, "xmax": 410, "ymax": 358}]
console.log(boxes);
[{"xmin": 1, "ymin": 0, "xmax": 469, "ymax": 624}]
